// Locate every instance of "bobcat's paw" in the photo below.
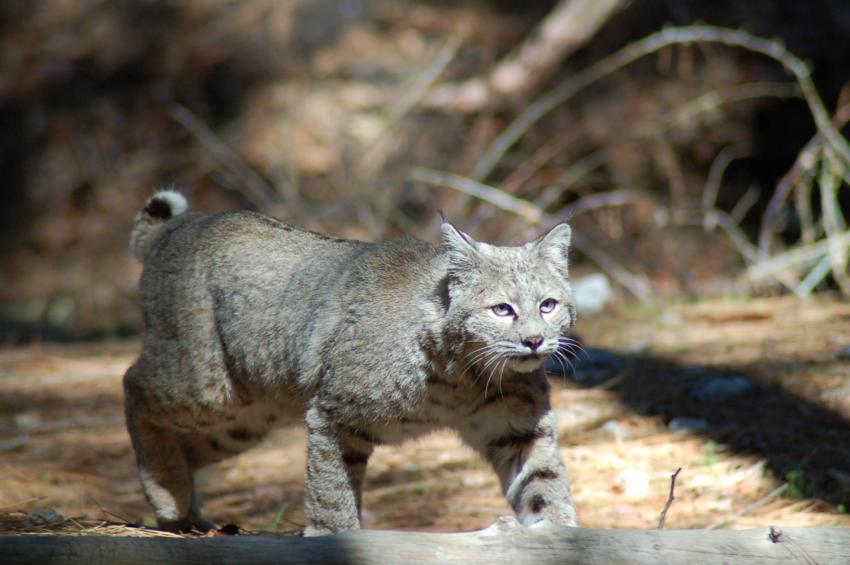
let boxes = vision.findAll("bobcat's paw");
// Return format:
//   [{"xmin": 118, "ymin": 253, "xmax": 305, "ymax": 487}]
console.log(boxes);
[{"xmin": 158, "ymin": 515, "xmax": 217, "ymax": 534}]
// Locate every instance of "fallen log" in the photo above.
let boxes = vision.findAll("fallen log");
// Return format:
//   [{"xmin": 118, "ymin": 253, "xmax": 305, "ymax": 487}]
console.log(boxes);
[{"xmin": 1, "ymin": 517, "xmax": 847, "ymax": 565}]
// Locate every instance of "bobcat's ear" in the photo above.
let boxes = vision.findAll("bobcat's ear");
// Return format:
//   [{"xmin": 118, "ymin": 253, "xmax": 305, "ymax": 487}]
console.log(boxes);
[
  {"xmin": 535, "ymin": 222, "xmax": 571, "ymax": 267},
  {"xmin": 440, "ymin": 215, "xmax": 480, "ymax": 270}
]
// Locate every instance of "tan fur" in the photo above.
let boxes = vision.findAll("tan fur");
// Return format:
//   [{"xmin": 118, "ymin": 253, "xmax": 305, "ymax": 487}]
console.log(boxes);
[{"xmin": 125, "ymin": 191, "xmax": 579, "ymax": 534}]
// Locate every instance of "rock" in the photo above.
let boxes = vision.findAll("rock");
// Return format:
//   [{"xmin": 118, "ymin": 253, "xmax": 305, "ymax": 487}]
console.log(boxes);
[
  {"xmin": 658, "ymin": 310, "xmax": 683, "ymax": 326},
  {"xmin": 13, "ymin": 412, "xmax": 42, "ymax": 430},
  {"xmin": 692, "ymin": 374, "xmax": 754, "ymax": 402},
  {"xmin": 602, "ymin": 420, "xmax": 630, "ymax": 440},
  {"xmin": 614, "ymin": 469, "xmax": 650, "ymax": 499},
  {"xmin": 837, "ymin": 345, "xmax": 850, "ymax": 360},
  {"xmin": 668, "ymin": 417, "xmax": 710, "ymax": 432},
  {"xmin": 553, "ymin": 405, "xmax": 611, "ymax": 433},
  {"xmin": 819, "ymin": 385, "xmax": 850, "ymax": 403},
  {"xmin": 27, "ymin": 509, "xmax": 65, "ymax": 527},
  {"xmin": 623, "ymin": 339, "xmax": 651, "ymax": 354},
  {"xmin": 572, "ymin": 273, "xmax": 612, "ymax": 316}
]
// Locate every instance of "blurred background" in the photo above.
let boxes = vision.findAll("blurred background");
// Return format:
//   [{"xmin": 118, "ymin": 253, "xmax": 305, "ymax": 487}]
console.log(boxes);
[
  {"xmin": 2, "ymin": 0, "xmax": 850, "ymax": 534},
  {"xmin": 1, "ymin": 0, "xmax": 849, "ymax": 339}
]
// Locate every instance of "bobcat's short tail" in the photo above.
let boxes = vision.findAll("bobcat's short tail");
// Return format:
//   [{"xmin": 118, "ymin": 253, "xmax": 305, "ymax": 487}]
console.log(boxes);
[{"xmin": 130, "ymin": 190, "xmax": 188, "ymax": 260}]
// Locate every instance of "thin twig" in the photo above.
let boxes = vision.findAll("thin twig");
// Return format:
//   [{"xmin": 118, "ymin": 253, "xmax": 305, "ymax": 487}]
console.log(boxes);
[
  {"xmin": 663, "ymin": 82, "xmax": 801, "ymax": 130},
  {"xmin": 167, "ymin": 104, "xmax": 284, "ymax": 214},
  {"xmin": 558, "ymin": 189, "xmax": 652, "ymax": 220},
  {"xmin": 819, "ymin": 147, "xmax": 850, "ymax": 294},
  {"xmin": 795, "ymin": 250, "xmax": 834, "ymax": 296},
  {"xmin": 680, "ymin": 209, "xmax": 803, "ymax": 294},
  {"xmin": 795, "ymin": 172, "xmax": 818, "ymax": 245},
  {"xmin": 706, "ymin": 483, "xmax": 790, "ymax": 530},
  {"xmin": 410, "ymin": 168, "xmax": 545, "ymax": 223},
  {"xmin": 0, "ymin": 434, "xmax": 28, "ymax": 453},
  {"xmin": 702, "ymin": 144, "xmax": 750, "ymax": 230},
  {"xmin": 698, "ymin": 210, "xmax": 759, "ymax": 262},
  {"xmin": 746, "ymin": 229, "xmax": 850, "ymax": 284},
  {"xmin": 358, "ymin": 35, "xmax": 462, "ymax": 179},
  {"xmin": 99, "ymin": 506, "xmax": 134, "ymax": 525},
  {"xmin": 758, "ymin": 101, "xmax": 850, "ymax": 256},
  {"xmin": 657, "ymin": 467, "xmax": 682, "ymax": 530},
  {"xmin": 472, "ymin": 148, "xmax": 603, "ymax": 237},
  {"xmin": 729, "ymin": 185, "xmax": 760, "ymax": 225},
  {"xmin": 0, "ymin": 497, "xmax": 43, "ymax": 514},
  {"xmin": 500, "ymin": 127, "xmax": 583, "ymax": 194},
  {"xmin": 650, "ymin": 134, "xmax": 688, "ymax": 215},
  {"xmin": 537, "ymin": 151, "xmax": 607, "ymax": 208},
  {"xmin": 570, "ymin": 231, "xmax": 654, "ymax": 305}
]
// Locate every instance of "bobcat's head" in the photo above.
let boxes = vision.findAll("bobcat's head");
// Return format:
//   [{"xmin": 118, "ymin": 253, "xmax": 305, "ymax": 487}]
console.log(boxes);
[{"xmin": 442, "ymin": 219, "xmax": 576, "ymax": 377}]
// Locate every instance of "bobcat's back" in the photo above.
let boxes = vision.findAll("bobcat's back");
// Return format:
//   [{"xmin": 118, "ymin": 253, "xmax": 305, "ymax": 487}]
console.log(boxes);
[{"xmin": 130, "ymin": 193, "xmax": 446, "ymax": 416}]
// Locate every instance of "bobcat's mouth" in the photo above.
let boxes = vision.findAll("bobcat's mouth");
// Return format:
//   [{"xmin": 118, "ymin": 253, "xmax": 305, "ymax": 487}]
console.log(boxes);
[
  {"xmin": 515, "ymin": 354, "xmax": 541, "ymax": 361},
  {"xmin": 508, "ymin": 353, "xmax": 545, "ymax": 373}
]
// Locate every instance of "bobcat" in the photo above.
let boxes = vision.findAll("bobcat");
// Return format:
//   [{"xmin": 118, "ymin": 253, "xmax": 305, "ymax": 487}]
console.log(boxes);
[{"xmin": 124, "ymin": 190, "xmax": 579, "ymax": 535}]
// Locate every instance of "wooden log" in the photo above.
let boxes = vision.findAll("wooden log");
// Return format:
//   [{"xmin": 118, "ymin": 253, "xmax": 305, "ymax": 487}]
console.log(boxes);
[{"xmin": 1, "ymin": 517, "xmax": 848, "ymax": 565}]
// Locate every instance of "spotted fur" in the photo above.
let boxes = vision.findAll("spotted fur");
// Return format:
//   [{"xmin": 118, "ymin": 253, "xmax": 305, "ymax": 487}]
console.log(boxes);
[{"xmin": 125, "ymin": 191, "xmax": 579, "ymax": 534}]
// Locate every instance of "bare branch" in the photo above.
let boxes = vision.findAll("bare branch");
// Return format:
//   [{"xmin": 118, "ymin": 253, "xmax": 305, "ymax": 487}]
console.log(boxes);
[
  {"xmin": 489, "ymin": 0, "xmax": 627, "ymax": 98},
  {"xmin": 471, "ymin": 25, "xmax": 850, "ymax": 182},
  {"xmin": 358, "ymin": 35, "xmax": 462, "ymax": 179},
  {"xmin": 409, "ymin": 168, "xmax": 545, "ymax": 223},
  {"xmin": 425, "ymin": 0, "xmax": 626, "ymax": 111},
  {"xmin": 758, "ymin": 101, "xmax": 850, "ymax": 256},
  {"xmin": 706, "ymin": 484, "xmax": 790, "ymax": 531},
  {"xmin": 658, "ymin": 467, "xmax": 682, "ymax": 530},
  {"xmin": 702, "ymin": 144, "xmax": 750, "ymax": 230},
  {"xmin": 746, "ymin": 229, "xmax": 850, "ymax": 285},
  {"xmin": 166, "ymin": 104, "xmax": 285, "ymax": 215}
]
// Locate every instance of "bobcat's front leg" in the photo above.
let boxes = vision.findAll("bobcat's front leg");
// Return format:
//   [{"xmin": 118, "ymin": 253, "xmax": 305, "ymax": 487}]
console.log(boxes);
[
  {"xmin": 484, "ymin": 410, "xmax": 578, "ymax": 527},
  {"xmin": 303, "ymin": 405, "xmax": 373, "ymax": 536}
]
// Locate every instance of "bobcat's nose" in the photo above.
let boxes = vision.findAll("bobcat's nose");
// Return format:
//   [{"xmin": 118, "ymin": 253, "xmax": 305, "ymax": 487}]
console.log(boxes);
[{"xmin": 522, "ymin": 335, "xmax": 544, "ymax": 352}]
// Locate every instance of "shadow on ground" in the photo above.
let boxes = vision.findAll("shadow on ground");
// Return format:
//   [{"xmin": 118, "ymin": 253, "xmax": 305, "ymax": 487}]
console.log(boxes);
[{"xmin": 575, "ymin": 351, "xmax": 850, "ymax": 507}]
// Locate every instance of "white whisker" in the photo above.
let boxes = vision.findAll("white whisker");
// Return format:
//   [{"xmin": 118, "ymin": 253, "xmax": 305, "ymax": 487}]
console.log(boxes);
[
  {"xmin": 558, "ymin": 336, "xmax": 589, "ymax": 363},
  {"xmin": 552, "ymin": 349, "xmax": 576, "ymax": 379},
  {"xmin": 482, "ymin": 347, "xmax": 509, "ymax": 399},
  {"xmin": 462, "ymin": 344, "xmax": 499, "ymax": 379},
  {"xmin": 497, "ymin": 357, "xmax": 507, "ymax": 398},
  {"xmin": 549, "ymin": 350, "xmax": 567, "ymax": 378},
  {"xmin": 483, "ymin": 362, "xmax": 495, "ymax": 399},
  {"xmin": 480, "ymin": 351, "xmax": 503, "ymax": 377}
]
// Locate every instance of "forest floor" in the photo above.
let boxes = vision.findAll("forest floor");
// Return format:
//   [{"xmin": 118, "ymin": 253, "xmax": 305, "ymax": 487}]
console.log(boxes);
[{"xmin": 1, "ymin": 295, "xmax": 849, "ymax": 537}]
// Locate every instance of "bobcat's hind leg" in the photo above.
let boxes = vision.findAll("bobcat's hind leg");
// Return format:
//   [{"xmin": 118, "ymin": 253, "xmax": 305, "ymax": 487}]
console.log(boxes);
[
  {"xmin": 124, "ymin": 367, "xmax": 217, "ymax": 533},
  {"xmin": 126, "ymin": 410, "xmax": 216, "ymax": 532}
]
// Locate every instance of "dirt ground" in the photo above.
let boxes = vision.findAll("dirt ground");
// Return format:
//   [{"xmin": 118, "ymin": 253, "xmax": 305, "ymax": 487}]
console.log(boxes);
[{"xmin": 1, "ymin": 295, "xmax": 849, "ymax": 537}]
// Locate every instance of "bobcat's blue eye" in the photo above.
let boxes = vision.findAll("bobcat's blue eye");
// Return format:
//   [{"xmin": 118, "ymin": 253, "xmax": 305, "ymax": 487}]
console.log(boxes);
[
  {"xmin": 491, "ymin": 303, "xmax": 515, "ymax": 317},
  {"xmin": 539, "ymin": 298, "xmax": 558, "ymax": 314}
]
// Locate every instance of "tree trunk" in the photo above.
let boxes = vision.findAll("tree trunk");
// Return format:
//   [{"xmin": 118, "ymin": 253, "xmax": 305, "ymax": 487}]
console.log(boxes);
[{"xmin": 1, "ymin": 517, "xmax": 847, "ymax": 565}]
